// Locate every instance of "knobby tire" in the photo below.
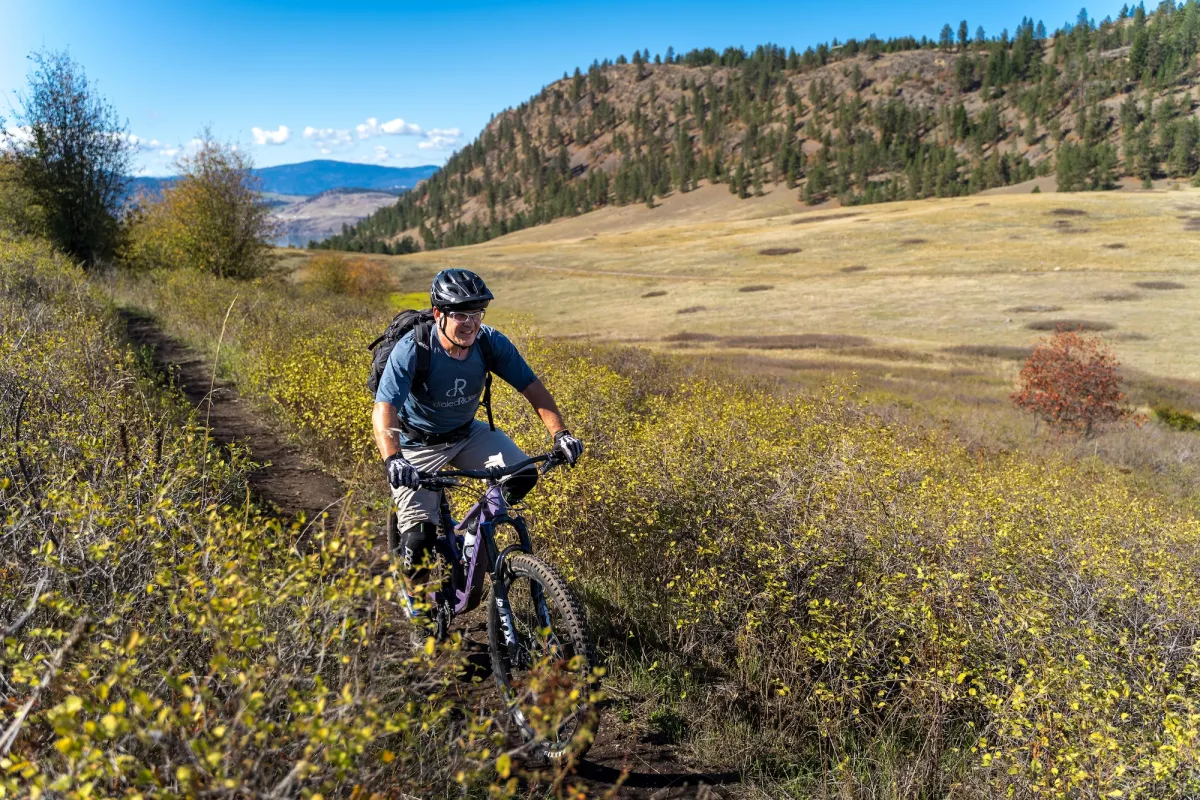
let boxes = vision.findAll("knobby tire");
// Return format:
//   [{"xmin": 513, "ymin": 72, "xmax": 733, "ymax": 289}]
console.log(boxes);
[{"xmin": 488, "ymin": 551, "xmax": 597, "ymax": 762}]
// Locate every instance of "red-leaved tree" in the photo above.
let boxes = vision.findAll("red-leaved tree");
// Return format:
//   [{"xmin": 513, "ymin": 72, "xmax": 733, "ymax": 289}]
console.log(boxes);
[{"xmin": 1011, "ymin": 328, "xmax": 1130, "ymax": 437}]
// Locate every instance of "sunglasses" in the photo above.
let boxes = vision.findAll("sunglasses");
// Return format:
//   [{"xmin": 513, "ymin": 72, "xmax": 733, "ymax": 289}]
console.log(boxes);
[{"xmin": 446, "ymin": 309, "xmax": 486, "ymax": 323}]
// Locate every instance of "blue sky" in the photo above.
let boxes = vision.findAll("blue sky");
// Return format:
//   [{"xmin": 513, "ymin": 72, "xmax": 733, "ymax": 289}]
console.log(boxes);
[{"xmin": 2, "ymin": 0, "xmax": 1104, "ymax": 175}]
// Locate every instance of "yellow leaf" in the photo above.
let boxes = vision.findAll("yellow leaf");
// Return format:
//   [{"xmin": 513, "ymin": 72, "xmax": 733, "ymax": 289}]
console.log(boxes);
[{"xmin": 496, "ymin": 753, "xmax": 511, "ymax": 779}]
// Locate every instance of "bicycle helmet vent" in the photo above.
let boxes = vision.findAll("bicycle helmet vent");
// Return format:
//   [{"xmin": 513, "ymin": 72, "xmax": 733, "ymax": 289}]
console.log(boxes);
[{"xmin": 430, "ymin": 268, "xmax": 494, "ymax": 310}]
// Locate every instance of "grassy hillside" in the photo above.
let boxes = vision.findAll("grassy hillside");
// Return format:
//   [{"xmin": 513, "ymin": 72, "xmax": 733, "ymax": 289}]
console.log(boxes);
[
  {"xmin": 287, "ymin": 188, "xmax": 1200, "ymax": 399},
  {"xmin": 319, "ymin": 3, "xmax": 1200, "ymax": 254},
  {"xmin": 111, "ymin": 250, "xmax": 1200, "ymax": 796}
]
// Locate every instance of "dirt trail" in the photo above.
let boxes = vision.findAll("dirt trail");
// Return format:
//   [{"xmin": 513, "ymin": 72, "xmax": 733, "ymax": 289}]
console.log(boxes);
[
  {"xmin": 119, "ymin": 309, "xmax": 345, "ymax": 520},
  {"xmin": 119, "ymin": 308, "xmax": 739, "ymax": 798}
]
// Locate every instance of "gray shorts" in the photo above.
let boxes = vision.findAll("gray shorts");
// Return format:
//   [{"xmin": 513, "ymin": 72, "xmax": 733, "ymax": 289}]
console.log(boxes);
[{"xmin": 391, "ymin": 420, "xmax": 528, "ymax": 531}]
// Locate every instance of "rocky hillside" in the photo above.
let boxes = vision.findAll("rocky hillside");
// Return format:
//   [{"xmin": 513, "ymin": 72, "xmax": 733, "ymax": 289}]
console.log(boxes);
[
  {"xmin": 271, "ymin": 189, "xmax": 402, "ymax": 247},
  {"xmin": 318, "ymin": 4, "xmax": 1200, "ymax": 254}
]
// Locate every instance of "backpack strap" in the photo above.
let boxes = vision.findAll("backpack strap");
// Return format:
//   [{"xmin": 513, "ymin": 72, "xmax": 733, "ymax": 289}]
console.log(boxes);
[
  {"xmin": 413, "ymin": 319, "xmax": 433, "ymax": 392},
  {"xmin": 477, "ymin": 330, "xmax": 496, "ymax": 431},
  {"xmin": 397, "ymin": 320, "xmax": 435, "ymax": 437}
]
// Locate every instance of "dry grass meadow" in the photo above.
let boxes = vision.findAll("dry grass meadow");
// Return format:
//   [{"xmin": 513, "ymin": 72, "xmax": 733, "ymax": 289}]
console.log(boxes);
[{"xmin": 283, "ymin": 184, "xmax": 1200, "ymax": 417}]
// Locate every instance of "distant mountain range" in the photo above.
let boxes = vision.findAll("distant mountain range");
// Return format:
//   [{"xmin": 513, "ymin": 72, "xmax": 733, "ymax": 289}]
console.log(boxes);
[
  {"xmin": 130, "ymin": 160, "xmax": 438, "ymax": 198},
  {"xmin": 127, "ymin": 160, "xmax": 439, "ymax": 246}
]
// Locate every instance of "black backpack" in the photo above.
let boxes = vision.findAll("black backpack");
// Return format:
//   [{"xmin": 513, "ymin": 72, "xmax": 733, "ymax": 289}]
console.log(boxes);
[{"xmin": 367, "ymin": 308, "xmax": 498, "ymax": 430}]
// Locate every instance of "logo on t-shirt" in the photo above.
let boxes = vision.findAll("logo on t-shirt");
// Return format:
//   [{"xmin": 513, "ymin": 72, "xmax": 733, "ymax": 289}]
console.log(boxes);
[{"xmin": 433, "ymin": 377, "xmax": 479, "ymax": 408}]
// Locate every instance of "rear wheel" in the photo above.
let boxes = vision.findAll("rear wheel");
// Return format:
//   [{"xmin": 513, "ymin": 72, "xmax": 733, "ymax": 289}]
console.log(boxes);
[{"xmin": 488, "ymin": 552, "xmax": 598, "ymax": 761}]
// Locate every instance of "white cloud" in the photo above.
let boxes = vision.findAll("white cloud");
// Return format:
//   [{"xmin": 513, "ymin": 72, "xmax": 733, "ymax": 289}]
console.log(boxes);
[
  {"xmin": 303, "ymin": 115, "xmax": 461, "ymax": 154},
  {"xmin": 355, "ymin": 116, "xmax": 424, "ymax": 139},
  {"xmin": 124, "ymin": 133, "xmax": 165, "ymax": 151},
  {"xmin": 418, "ymin": 129, "xmax": 462, "ymax": 150},
  {"xmin": 303, "ymin": 125, "xmax": 354, "ymax": 154},
  {"xmin": 0, "ymin": 125, "xmax": 32, "ymax": 150},
  {"xmin": 381, "ymin": 117, "xmax": 423, "ymax": 136},
  {"xmin": 251, "ymin": 125, "xmax": 291, "ymax": 146}
]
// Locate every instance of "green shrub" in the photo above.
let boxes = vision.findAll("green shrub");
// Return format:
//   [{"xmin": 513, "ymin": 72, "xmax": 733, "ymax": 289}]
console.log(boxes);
[
  {"xmin": 1154, "ymin": 404, "xmax": 1200, "ymax": 432},
  {"xmin": 307, "ymin": 251, "xmax": 393, "ymax": 297},
  {"xmin": 122, "ymin": 133, "xmax": 277, "ymax": 279}
]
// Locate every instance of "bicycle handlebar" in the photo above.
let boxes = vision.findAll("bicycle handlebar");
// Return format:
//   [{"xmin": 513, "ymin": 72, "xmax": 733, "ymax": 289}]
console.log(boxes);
[{"xmin": 417, "ymin": 451, "xmax": 563, "ymax": 491}]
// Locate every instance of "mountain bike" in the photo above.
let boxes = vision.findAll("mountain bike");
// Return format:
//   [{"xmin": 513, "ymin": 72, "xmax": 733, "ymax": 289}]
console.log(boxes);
[{"xmin": 388, "ymin": 452, "xmax": 598, "ymax": 761}]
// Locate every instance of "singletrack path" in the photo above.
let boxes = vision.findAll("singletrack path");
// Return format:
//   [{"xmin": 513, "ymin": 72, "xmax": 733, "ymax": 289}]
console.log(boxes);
[
  {"xmin": 119, "ymin": 308, "xmax": 740, "ymax": 798},
  {"xmin": 119, "ymin": 308, "xmax": 345, "ymax": 520}
]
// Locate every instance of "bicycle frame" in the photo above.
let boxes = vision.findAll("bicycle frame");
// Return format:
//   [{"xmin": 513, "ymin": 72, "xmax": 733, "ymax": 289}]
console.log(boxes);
[
  {"xmin": 433, "ymin": 479, "xmax": 531, "ymax": 616},
  {"xmin": 424, "ymin": 453, "xmax": 558, "ymax": 647}
]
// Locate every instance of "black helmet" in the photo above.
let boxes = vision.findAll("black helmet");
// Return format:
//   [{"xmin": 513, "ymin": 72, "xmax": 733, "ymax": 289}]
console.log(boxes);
[{"xmin": 430, "ymin": 268, "xmax": 494, "ymax": 310}]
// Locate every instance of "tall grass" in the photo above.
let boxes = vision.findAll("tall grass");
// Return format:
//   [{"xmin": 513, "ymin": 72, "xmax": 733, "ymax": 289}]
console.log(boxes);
[{"xmin": 110, "ymin": 267, "xmax": 1200, "ymax": 797}]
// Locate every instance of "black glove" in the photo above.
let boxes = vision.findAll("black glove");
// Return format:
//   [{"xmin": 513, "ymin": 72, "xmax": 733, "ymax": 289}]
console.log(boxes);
[
  {"xmin": 553, "ymin": 429, "xmax": 584, "ymax": 466},
  {"xmin": 385, "ymin": 453, "xmax": 420, "ymax": 490}
]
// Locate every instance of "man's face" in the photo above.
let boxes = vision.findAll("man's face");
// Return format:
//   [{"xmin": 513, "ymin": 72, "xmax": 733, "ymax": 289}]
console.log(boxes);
[{"xmin": 435, "ymin": 307, "xmax": 485, "ymax": 347}]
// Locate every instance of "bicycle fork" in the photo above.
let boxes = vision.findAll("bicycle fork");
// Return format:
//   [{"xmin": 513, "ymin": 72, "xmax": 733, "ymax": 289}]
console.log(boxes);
[{"xmin": 487, "ymin": 517, "xmax": 553, "ymax": 662}]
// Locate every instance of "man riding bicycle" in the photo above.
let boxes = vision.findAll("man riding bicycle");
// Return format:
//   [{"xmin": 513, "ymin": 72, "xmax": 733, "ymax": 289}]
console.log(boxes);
[{"xmin": 371, "ymin": 268, "xmax": 584, "ymax": 633}]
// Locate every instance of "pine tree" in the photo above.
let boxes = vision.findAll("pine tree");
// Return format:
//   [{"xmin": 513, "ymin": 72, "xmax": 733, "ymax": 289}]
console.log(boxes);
[
  {"xmin": 1167, "ymin": 118, "xmax": 1199, "ymax": 177},
  {"xmin": 958, "ymin": 20, "xmax": 970, "ymax": 49},
  {"xmin": 734, "ymin": 160, "xmax": 749, "ymax": 198},
  {"xmin": 940, "ymin": 24, "xmax": 954, "ymax": 50}
]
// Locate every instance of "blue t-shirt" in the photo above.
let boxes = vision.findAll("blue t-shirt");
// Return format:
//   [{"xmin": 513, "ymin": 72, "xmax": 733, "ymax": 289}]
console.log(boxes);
[{"xmin": 374, "ymin": 325, "xmax": 537, "ymax": 439}]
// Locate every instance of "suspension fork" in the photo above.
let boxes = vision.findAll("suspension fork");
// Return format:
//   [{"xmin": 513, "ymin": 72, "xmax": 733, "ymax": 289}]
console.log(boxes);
[
  {"xmin": 486, "ymin": 516, "xmax": 553, "ymax": 639},
  {"xmin": 483, "ymin": 515, "xmax": 522, "ymax": 650}
]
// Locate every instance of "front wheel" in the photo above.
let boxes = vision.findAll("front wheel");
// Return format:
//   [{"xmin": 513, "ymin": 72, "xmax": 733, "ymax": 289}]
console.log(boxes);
[{"xmin": 488, "ymin": 552, "xmax": 598, "ymax": 762}]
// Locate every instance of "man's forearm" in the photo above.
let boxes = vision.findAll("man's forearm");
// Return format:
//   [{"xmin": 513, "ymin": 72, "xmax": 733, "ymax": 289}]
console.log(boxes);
[
  {"xmin": 372, "ymin": 402, "xmax": 403, "ymax": 460},
  {"xmin": 520, "ymin": 379, "xmax": 568, "ymax": 436}
]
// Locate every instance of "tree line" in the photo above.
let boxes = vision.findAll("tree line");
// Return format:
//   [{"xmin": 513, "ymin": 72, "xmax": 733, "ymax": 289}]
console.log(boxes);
[{"xmin": 317, "ymin": 2, "xmax": 1200, "ymax": 254}]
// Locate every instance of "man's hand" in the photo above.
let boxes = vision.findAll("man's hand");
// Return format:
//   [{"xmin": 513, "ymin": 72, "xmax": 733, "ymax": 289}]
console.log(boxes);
[
  {"xmin": 385, "ymin": 453, "xmax": 421, "ymax": 490},
  {"xmin": 553, "ymin": 430, "xmax": 584, "ymax": 466}
]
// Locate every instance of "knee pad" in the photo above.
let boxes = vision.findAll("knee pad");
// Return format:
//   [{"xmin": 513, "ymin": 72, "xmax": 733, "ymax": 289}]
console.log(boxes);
[
  {"xmin": 501, "ymin": 466, "xmax": 539, "ymax": 504},
  {"xmin": 398, "ymin": 521, "xmax": 437, "ymax": 576}
]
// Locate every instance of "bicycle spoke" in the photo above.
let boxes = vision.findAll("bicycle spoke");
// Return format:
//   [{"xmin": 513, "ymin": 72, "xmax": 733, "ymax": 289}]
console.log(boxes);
[{"xmin": 499, "ymin": 570, "xmax": 588, "ymax": 749}]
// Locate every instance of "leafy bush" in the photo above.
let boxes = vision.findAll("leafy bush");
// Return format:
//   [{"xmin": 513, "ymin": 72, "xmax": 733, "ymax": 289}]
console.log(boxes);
[
  {"xmin": 1012, "ymin": 328, "xmax": 1131, "ymax": 437},
  {"xmin": 123, "ymin": 133, "xmax": 277, "ymax": 279},
  {"xmin": 112, "ymin": 266, "xmax": 1200, "ymax": 796},
  {"xmin": 0, "ymin": 233, "xmax": 580, "ymax": 797},
  {"xmin": 1154, "ymin": 404, "xmax": 1200, "ymax": 432},
  {"xmin": 307, "ymin": 251, "xmax": 393, "ymax": 296},
  {"xmin": 0, "ymin": 154, "xmax": 45, "ymax": 236}
]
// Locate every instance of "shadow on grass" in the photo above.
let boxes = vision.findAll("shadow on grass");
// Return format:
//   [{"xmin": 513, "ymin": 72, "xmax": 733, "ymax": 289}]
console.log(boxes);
[{"xmin": 1026, "ymin": 319, "xmax": 1114, "ymax": 332}]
